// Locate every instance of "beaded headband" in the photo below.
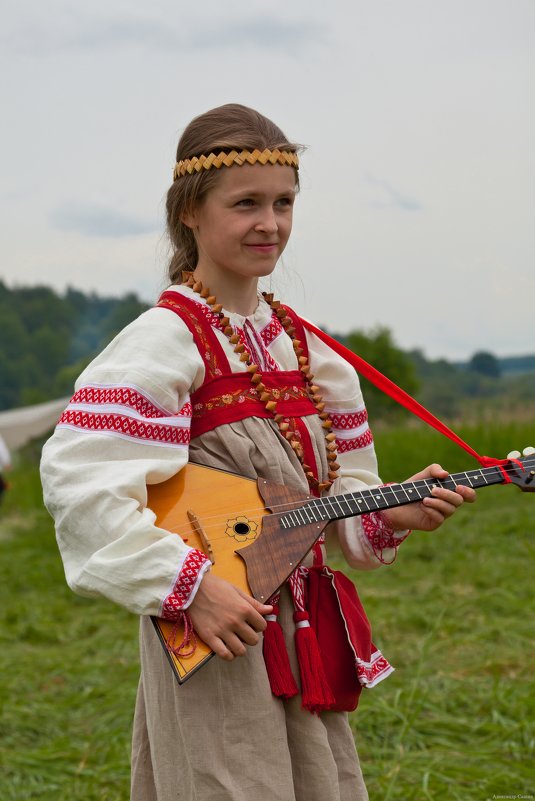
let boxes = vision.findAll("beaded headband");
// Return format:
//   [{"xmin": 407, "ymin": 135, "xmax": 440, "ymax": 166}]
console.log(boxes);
[{"xmin": 173, "ymin": 148, "xmax": 299, "ymax": 181}]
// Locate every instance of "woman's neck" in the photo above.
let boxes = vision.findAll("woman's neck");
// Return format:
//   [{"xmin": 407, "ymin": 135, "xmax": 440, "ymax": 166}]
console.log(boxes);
[{"xmin": 190, "ymin": 267, "xmax": 259, "ymax": 317}]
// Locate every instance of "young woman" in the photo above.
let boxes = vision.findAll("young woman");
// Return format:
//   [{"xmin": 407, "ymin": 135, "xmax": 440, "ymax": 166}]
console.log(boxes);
[{"xmin": 41, "ymin": 104, "xmax": 475, "ymax": 801}]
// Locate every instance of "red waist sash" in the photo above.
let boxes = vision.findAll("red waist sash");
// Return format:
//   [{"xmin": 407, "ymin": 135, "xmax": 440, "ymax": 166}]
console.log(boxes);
[{"xmin": 191, "ymin": 372, "xmax": 318, "ymax": 439}]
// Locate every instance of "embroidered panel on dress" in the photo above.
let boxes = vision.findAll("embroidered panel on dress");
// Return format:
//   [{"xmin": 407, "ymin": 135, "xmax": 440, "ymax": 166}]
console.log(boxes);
[
  {"xmin": 190, "ymin": 373, "xmax": 318, "ymax": 438},
  {"xmin": 186, "ymin": 293, "xmax": 283, "ymax": 372},
  {"xmin": 58, "ymin": 383, "xmax": 192, "ymax": 448},
  {"xmin": 157, "ymin": 295, "xmax": 229, "ymax": 380}
]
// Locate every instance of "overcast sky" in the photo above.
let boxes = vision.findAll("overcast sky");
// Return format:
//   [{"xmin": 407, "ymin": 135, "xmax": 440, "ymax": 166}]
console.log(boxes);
[{"xmin": 1, "ymin": 0, "xmax": 534, "ymax": 359}]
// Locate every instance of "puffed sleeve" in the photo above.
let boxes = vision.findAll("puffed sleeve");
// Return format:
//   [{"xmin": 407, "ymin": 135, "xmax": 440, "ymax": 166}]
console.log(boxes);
[
  {"xmin": 40, "ymin": 306, "xmax": 212, "ymax": 619},
  {"xmin": 306, "ymin": 328, "xmax": 410, "ymax": 569}
]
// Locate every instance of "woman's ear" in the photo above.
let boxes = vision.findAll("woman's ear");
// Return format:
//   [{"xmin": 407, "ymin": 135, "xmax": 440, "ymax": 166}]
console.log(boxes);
[{"xmin": 180, "ymin": 207, "xmax": 198, "ymax": 230}]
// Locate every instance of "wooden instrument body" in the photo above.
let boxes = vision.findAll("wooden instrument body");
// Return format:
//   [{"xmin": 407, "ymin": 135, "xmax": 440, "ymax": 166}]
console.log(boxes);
[
  {"xmin": 148, "ymin": 464, "xmax": 262, "ymax": 681},
  {"xmin": 147, "ymin": 462, "xmax": 323, "ymax": 682}
]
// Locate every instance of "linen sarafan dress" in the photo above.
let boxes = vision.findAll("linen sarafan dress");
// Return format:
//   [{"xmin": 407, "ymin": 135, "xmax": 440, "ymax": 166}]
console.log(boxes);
[{"xmin": 41, "ymin": 285, "xmax": 408, "ymax": 801}]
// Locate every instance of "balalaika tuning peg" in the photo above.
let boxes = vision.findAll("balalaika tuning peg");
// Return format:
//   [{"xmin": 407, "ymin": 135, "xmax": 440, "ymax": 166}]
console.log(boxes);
[
  {"xmin": 522, "ymin": 446, "xmax": 535, "ymax": 456},
  {"xmin": 507, "ymin": 450, "xmax": 521, "ymax": 459}
]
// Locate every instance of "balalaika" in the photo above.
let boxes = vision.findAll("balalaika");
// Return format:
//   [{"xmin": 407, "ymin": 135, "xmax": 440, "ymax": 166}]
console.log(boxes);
[{"xmin": 147, "ymin": 452, "xmax": 534, "ymax": 683}]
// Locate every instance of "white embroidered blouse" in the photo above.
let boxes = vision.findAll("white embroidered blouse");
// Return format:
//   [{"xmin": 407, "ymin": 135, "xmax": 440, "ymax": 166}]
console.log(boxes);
[{"xmin": 40, "ymin": 285, "xmax": 408, "ymax": 620}]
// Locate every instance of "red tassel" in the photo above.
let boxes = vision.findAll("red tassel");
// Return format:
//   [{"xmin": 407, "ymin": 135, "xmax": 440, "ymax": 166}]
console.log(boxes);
[
  {"xmin": 293, "ymin": 610, "xmax": 336, "ymax": 714},
  {"xmin": 262, "ymin": 606, "xmax": 299, "ymax": 700}
]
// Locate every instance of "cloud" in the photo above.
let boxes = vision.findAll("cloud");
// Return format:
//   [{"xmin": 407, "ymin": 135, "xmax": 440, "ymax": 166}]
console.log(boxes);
[
  {"xmin": 4, "ymin": 14, "xmax": 327, "ymax": 56},
  {"xmin": 50, "ymin": 201, "xmax": 160, "ymax": 238},
  {"xmin": 363, "ymin": 172, "xmax": 423, "ymax": 212}
]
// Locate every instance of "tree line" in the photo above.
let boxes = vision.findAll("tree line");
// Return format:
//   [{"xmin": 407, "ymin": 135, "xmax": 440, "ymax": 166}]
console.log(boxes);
[
  {"xmin": 0, "ymin": 282, "xmax": 148, "ymax": 410},
  {"xmin": 1, "ymin": 282, "xmax": 533, "ymax": 420}
]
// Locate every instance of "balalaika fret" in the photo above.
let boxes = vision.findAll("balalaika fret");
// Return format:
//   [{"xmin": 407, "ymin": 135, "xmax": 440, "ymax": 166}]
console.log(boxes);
[
  {"xmin": 278, "ymin": 465, "xmax": 505, "ymax": 529},
  {"xmin": 147, "ymin": 454, "xmax": 534, "ymax": 684}
]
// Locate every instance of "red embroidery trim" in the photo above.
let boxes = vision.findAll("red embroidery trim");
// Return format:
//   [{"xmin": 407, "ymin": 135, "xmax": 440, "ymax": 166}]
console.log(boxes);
[
  {"xmin": 160, "ymin": 549, "xmax": 210, "ymax": 619},
  {"xmin": 182, "ymin": 292, "xmax": 283, "ymax": 371},
  {"xmin": 244, "ymin": 320, "xmax": 279, "ymax": 371},
  {"xmin": 259, "ymin": 314, "xmax": 285, "ymax": 349},
  {"xmin": 70, "ymin": 384, "xmax": 183, "ymax": 418},
  {"xmin": 58, "ymin": 409, "xmax": 190, "ymax": 446},
  {"xmin": 356, "ymin": 651, "xmax": 392, "ymax": 686},
  {"xmin": 328, "ymin": 408, "xmax": 369, "ymax": 430},
  {"xmin": 158, "ymin": 293, "xmax": 230, "ymax": 380},
  {"xmin": 336, "ymin": 430, "xmax": 374, "ymax": 453},
  {"xmin": 361, "ymin": 511, "xmax": 407, "ymax": 565}
]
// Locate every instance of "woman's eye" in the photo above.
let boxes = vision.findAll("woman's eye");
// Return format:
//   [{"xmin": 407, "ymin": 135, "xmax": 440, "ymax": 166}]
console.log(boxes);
[
  {"xmin": 275, "ymin": 197, "xmax": 293, "ymax": 208},
  {"xmin": 236, "ymin": 198, "xmax": 255, "ymax": 207}
]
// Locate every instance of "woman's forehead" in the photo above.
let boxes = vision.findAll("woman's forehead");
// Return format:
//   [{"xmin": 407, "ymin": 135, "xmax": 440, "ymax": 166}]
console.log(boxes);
[{"xmin": 213, "ymin": 163, "xmax": 297, "ymax": 195}]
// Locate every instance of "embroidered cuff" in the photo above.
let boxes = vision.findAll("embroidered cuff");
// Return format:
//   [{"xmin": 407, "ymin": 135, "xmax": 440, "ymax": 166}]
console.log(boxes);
[
  {"xmin": 356, "ymin": 649, "xmax": 395, "ymax": 688},
  {"xmin": 159, "ymin": 548, "xmax": 211, "ymax": 620},
  {"xmin": 361, "ymin": 510, "xmax": 410, "ymax": 565}
]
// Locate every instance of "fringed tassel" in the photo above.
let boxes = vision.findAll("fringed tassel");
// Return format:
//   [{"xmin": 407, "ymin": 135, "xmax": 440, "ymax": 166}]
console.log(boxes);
[
  {"xmin": 167, "ymin": 610, "xmax": 197, "ymax": 658},
  {"xmin": 293, "ymin": 610, "xmax": 336, "ymax": 714},
  {"xmin": 263, "ymin": 605, "xmax": 299, "ymax": 699}
]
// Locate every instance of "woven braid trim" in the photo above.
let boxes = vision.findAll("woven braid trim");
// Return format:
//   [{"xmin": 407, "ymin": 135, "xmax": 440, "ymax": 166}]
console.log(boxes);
[{"xmin": 173, "ymin": 148, "xmax": 299, "ymax": 180}]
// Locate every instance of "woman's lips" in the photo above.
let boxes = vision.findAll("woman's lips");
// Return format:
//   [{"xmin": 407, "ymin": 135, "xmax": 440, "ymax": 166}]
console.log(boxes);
[{"xmin": 244, "ymin": 243, "xmax": 278, "ymax": 253}]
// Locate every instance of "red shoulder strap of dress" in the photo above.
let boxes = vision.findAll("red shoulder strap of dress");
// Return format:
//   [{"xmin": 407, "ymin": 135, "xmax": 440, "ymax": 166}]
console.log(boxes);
[
  {"xmin": 157, "ymin": 290, "xmax": 231, "ymax": 381},
  {"xmin": 279, "ymin": 304, "xmax": 309, "ymax": 361}
]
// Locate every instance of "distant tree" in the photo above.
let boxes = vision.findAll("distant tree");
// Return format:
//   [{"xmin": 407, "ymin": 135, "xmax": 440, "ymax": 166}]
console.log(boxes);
[
  {"xmin": 468, "ymin": 351, "xmax": 501, "ymax": 379},
  {"xmin": 344, "ymin": 326, "xmax": 419, "ymax": 420},
  {"xmin": 102, "ymin": 293, "xmax": 149, "ymax": 341}
]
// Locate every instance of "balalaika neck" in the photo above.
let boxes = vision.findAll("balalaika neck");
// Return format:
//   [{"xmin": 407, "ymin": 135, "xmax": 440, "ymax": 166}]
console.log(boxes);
[{"xmin": 278, "ymin": 465, "xmax": 504, "ymax": 530}]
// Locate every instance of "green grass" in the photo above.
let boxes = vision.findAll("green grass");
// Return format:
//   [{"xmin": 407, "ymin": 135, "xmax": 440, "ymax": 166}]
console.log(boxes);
[
  {"xmin": 0, "ymin": 467, "xmax": 139, "ymax": 801},
  {"xmin": 1, "ymin": 421, "xmax": 534, "ymax": 800},
  {"xmin": 343, "ymin": 419, "xmax": 535, "ymax": 800}
]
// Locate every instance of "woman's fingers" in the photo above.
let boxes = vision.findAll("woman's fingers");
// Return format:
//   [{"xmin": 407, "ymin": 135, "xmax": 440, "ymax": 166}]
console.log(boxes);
[
  {"xmin": 208, "ymin": 625, "xmax": 258, "ymax": 661},
  {"xmin": 386, "ymin": 464, "xmax": 477, "ymax": 532},
  {"xmin": 188, "ymin": 573, "xmax": 272, "ymax": 659},
  {"xmin": 422, "ymin": 483, "xmax": 476, "ymax": 522}
]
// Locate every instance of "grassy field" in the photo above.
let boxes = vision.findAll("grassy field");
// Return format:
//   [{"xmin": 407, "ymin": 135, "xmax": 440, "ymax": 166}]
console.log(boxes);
[{"xmin": 0, "ymin": 420, "xmax": 534, "ymax": 800}]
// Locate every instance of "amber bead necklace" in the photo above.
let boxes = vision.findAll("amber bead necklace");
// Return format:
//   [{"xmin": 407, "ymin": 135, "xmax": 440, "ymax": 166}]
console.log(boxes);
[{"xmin": 183, "ymin": 272, "xmax": 339, "ymax": 493}]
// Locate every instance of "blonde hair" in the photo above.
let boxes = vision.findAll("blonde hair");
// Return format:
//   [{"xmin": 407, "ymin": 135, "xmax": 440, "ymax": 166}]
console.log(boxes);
[{"xmin": 166, "ymin": 104, "xmax": 301, "ymax": 285}]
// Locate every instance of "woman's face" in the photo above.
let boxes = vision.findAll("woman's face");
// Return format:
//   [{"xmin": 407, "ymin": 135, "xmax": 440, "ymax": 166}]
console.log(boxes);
[{"xmin": 185, "ymin": 163, "xmax": 296, "ymax": 285}]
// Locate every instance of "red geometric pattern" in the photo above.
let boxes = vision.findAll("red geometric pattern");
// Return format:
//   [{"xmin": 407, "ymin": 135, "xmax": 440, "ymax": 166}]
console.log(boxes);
[
  {"xmin": 194, "ymin": 299, "xmax": 227, "ymax": 330},
  {"xmin": 160, "ymin": 549, "xmax": 211, "ymax": 619},
  {"xmin": 192, "ymin": 382, "xmax": 310, "ymax": 417},
  {"xmin": 328, "ymin": 408, "xmax": 368, "ymax": 430},
  {"xmin": 361, "ymin": 510, "xmax": 409, "ymax": 564},
  {"xmin": 188, "ymin": 294, "xmax": 282, "ymax": 372},
  {"xmin": 288, "ymin": 567, "xmax": 308, "ymax": 613},
  {"xmin": 241, "ymin": 320, "xmax": 279, "ymax": 371},
  {"xmin": 259, "ymin": 313, "xmax": 284, "ymax": 349},
  {"xmin": 58, "ymin": 409, "xmax": 191, "ymax": 446},
  {"xmin": 356, "ymin": 650, "xmax": 393, "ymax": 687},
  {"xmin": 336, "ymin": 430, "xmax": 374, "ymax": 453},
  {"xmin": 69, "ymin": 384, "xmax": 187, "ymax": 419}
]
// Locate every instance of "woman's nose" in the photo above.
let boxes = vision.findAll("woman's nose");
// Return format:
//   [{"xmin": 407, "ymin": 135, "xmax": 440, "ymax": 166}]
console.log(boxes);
[{"xmin": 254, "ymin": 207, "xmax": 278, "ymax": 234}]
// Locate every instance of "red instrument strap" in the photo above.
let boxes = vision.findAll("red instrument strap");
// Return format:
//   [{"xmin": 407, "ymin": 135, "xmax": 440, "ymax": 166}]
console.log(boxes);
[{"xmin": 300, "ymin": 317, "xmax": 512, "ymax": 479}]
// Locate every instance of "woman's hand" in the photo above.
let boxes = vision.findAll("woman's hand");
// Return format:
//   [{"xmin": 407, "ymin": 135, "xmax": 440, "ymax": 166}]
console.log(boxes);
[
  {"xmin": 382, "ymin": 463, "xmax": 476, "ymax": 533},
  {"xmin": 188, "ymin": 572, "xmax": 273, "ymax": 661}
]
